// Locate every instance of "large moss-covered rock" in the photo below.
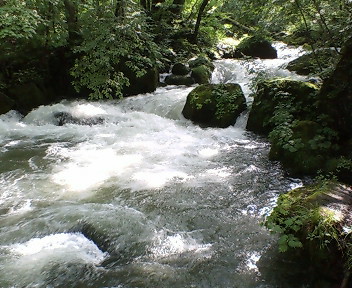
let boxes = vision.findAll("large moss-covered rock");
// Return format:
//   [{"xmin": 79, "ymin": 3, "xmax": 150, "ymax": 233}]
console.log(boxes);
[
  {"xmin": 171, "ymin": 63, "xmax": 190, "ymax": 76},
  {"xmin": 286, "ymin": 49, "xmax": 339, "ymax": 76},
  {"xmin": 245, "ymin": 79, "xmax": 339, "ymax": 176},
  {"xmin": 188, "ymin": 55, "xmax": 214, "ymax": 84},
  {"xmin": 191, "ymin": 65, "xmax": 211, "ymax": 84},
  {"xmin": 235, "ymin": 35, "xmax": 277, "ymax": 59},
  {"xmin": 188, "ymin": 56, "xmax": 215, "ymax": 71},
  {"xmin": 246, "ymin": 79, "xmax": 319, "ymax": 135},
  {"xmin": 121, "ymin": 65, "xmax": 159, "ymax": 96},
  {"xmin": 182, "ymin": 83, "xmax": 247, "ymax": 128},
  {"xmin": 265, "ymin": 181, "xmax": 352, "ymax": 285},
  {"xmin": 0, "ymin": 92, "xmax": 15, "ymax": 115}
]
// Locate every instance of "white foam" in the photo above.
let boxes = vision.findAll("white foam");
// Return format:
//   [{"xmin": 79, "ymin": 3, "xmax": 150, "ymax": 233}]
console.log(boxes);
[
  {"xmin": 9, "ymin": 233, "xmax": 107, "ymax": 264},
  {"xmin": 151, "ymin": 232, "xmax": 212, "ymax": 258}
]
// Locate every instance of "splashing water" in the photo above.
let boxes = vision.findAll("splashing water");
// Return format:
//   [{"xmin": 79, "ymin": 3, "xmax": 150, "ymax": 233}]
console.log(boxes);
[{"xmin": 0, "ymin": 44, "xmax": 308, "ymax": 287}]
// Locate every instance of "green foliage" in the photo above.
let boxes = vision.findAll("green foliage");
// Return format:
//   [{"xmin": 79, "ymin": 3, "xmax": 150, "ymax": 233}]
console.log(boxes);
[
  {"xmin": 213, "ymin": 84, "xmax": 242, "ymax": 120},
  {"xmin": 0, "ymin": 5, "xmax": 42, "ymax": 41},
  {"xmin": 71, "ymin": 2, "xmax": 160, "ymax": 99},
  {"xmin": 265, "ymin": 183, "xmax": 341, "ymax": 253}
]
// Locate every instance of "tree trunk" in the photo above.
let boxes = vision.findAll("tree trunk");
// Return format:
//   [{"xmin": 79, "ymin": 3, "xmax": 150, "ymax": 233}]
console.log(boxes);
[
  {"xmin": 293, "ymin": 0, "xmax": 323, "ymax": 72},
  {"xmin": 190, "ymin": 0, "xmax": 209, "ymax": 43},
  {"xmin": 115, "ymin": 0, "xmax": 125, "ymax": 18},
  {"xmin": 63, "ymin": 0, "xmax": 79, "ymax": 44}
]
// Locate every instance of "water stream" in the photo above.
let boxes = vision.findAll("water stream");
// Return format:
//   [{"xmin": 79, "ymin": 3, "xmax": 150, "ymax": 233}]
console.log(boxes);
[{"xmin": 0, "ymin": 44, "xmax": 311, "ymax": 287}]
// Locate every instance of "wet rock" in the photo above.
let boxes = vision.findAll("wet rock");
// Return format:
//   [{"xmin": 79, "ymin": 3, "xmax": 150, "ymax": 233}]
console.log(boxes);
[
  {"xmin": 246, "ymin": 78, "xmax": 319, "ymax": 136},
  {"xmin": 73, "ymin": 221, "xmax": 112, "ymax": 254},
  {"xmin": 54, "ymin": 111, "xmax": 104, "ymax": 126},
  {"xmin": 188, "ymin": 56, "xmax": 215, "ymax": 71},
  {"xmin": 191, "ymin": 65, "xmax": 211, "ymax": 84},
  {"xmin": 286, "ymin": 49, "xmax": 339, "ymax": 76},
  {"xmin": 121, "ymin": 65, "xmax": 159, "ymax": 96},
  {"xmin": 182, "ymin": 83, "xmax": 247, "ymax": 128},
  {"xmin": 171, "ymin": 63, "xmax": 190, "ymax": 76},
  {"xmin": 234, "ymin": 35, "xmax": 277, "ymax": 59},
  {"xmin": 165, "ymin": 74, "xmax": 195, "ymax": 86}
]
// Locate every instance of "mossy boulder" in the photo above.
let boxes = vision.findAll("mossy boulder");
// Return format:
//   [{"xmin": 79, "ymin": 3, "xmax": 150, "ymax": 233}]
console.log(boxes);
[
  {"xmin": 235, "ymin": 35, "xmax": 277, "ymax": 59},
  {"xmin": 265, "ymin": 181, "xmax": 352, "ymax": 284},
  {"xmin": 246, "ymin": 79, "xmax": 319, "ymax": 135},
  {"xmin": 286, "ymin": 49, "xmax": 339, "ymax": 76},
  {"xmin": 191, "ymin": 65, "xmax": 211, "ymax": 84},
  {"xmin": 0, "ymin": 92, "xmax": 15, "ymax": 115},
  {"xmin": 121, "ymin": 65, "xmax": 159, "ymax": 96},
  {"xmin": 165, "ymin": 75, "xmax": 195, "ymax": 86},
  {"xmin": 182, "ymin": 83, "xmax": 247, "ymax": 128},
  {"xmin": 188, "ymin": 56, "xmax": 215, "ymax": 71},
  {"xmin": 171, "ymin": 63, "xmax": 190, "ymax": 76},
  {"xmin": 188, "ymin": 55, "xmax": 214, "ymax": 84}
]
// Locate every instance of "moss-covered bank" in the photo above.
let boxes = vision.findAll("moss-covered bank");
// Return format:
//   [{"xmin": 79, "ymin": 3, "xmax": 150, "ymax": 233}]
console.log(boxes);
[{"xmin": 265, "ymin": 181, "xmax": 352, "ymax": 286}]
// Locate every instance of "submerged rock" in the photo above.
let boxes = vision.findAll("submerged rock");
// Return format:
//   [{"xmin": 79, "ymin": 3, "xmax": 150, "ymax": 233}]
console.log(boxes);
[
  {"xmin": 182, "ymin": 83, "xmax": 247, "ymax": 128},
  {"xmin": 234, "ymin": 35, "xmax": 277, "ymax": 59},
  {"xmin": 54, "ymin": 111, "xmax": 104, "ymax": 126}
]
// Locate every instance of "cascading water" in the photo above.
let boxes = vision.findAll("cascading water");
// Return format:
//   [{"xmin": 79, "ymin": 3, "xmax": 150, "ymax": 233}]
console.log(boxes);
[{"xmin": 0, "ymin": 44, "xmax": 310, "ymax": 287}]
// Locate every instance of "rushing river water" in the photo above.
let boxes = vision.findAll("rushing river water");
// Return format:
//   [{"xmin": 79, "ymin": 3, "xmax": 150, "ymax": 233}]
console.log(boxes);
[{"xmin": 0, "ymin": 44, "xmax": 311, "ymax": 287}]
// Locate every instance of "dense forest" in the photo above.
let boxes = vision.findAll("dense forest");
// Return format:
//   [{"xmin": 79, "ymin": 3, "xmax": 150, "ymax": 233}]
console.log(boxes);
[{"xmin": 1, "ymin": 0, "xmax": 352, "ymax": 287}]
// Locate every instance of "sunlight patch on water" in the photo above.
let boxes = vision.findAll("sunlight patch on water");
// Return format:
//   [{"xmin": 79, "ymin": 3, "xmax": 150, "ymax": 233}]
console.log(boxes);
[
  {"xmin": 245, "ymin": 251, "xmax": 261, "ymax": 272},
  {"xmin": 52, "ymin": 148, "xmax": 142, "ymax": 192},
  {"xmin": 198, "ymin": 148, "xmax": 219, "ymax": 158},
  {"xmin": 133, "ymin": 169, "xmax": 191, "ymax": 190},
  {"xmin": 71, "ymin": 103, "xmax": 107, "ymax": 117}
]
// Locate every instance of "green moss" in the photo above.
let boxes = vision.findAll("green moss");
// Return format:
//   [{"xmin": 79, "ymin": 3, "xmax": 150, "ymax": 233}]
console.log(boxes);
[
  {"xmin": 182, "ymin": 83, "xmax": 247, "ymax": 128},
  {"xmin": 191, "ymin": 65, "xmax": 211, "ymax": 84},
  {"xmin": 247, "ymin": 78, "xmax": 319, "ymax": 135},
  {"xmin": 265, "ymin": 181, "xmax": 351, "ymax": 275}
]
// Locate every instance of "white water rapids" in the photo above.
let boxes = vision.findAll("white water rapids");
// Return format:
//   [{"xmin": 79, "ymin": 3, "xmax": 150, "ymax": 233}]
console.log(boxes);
[{"xmin": 0, "ymin": 44, "xmax": 310, "ymax": 287}]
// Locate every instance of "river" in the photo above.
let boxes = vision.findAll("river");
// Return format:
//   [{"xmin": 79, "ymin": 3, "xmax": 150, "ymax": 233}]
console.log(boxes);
[{"xmin": 0, "ymin": 44, "xmax": 311, "ymax": 287}]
